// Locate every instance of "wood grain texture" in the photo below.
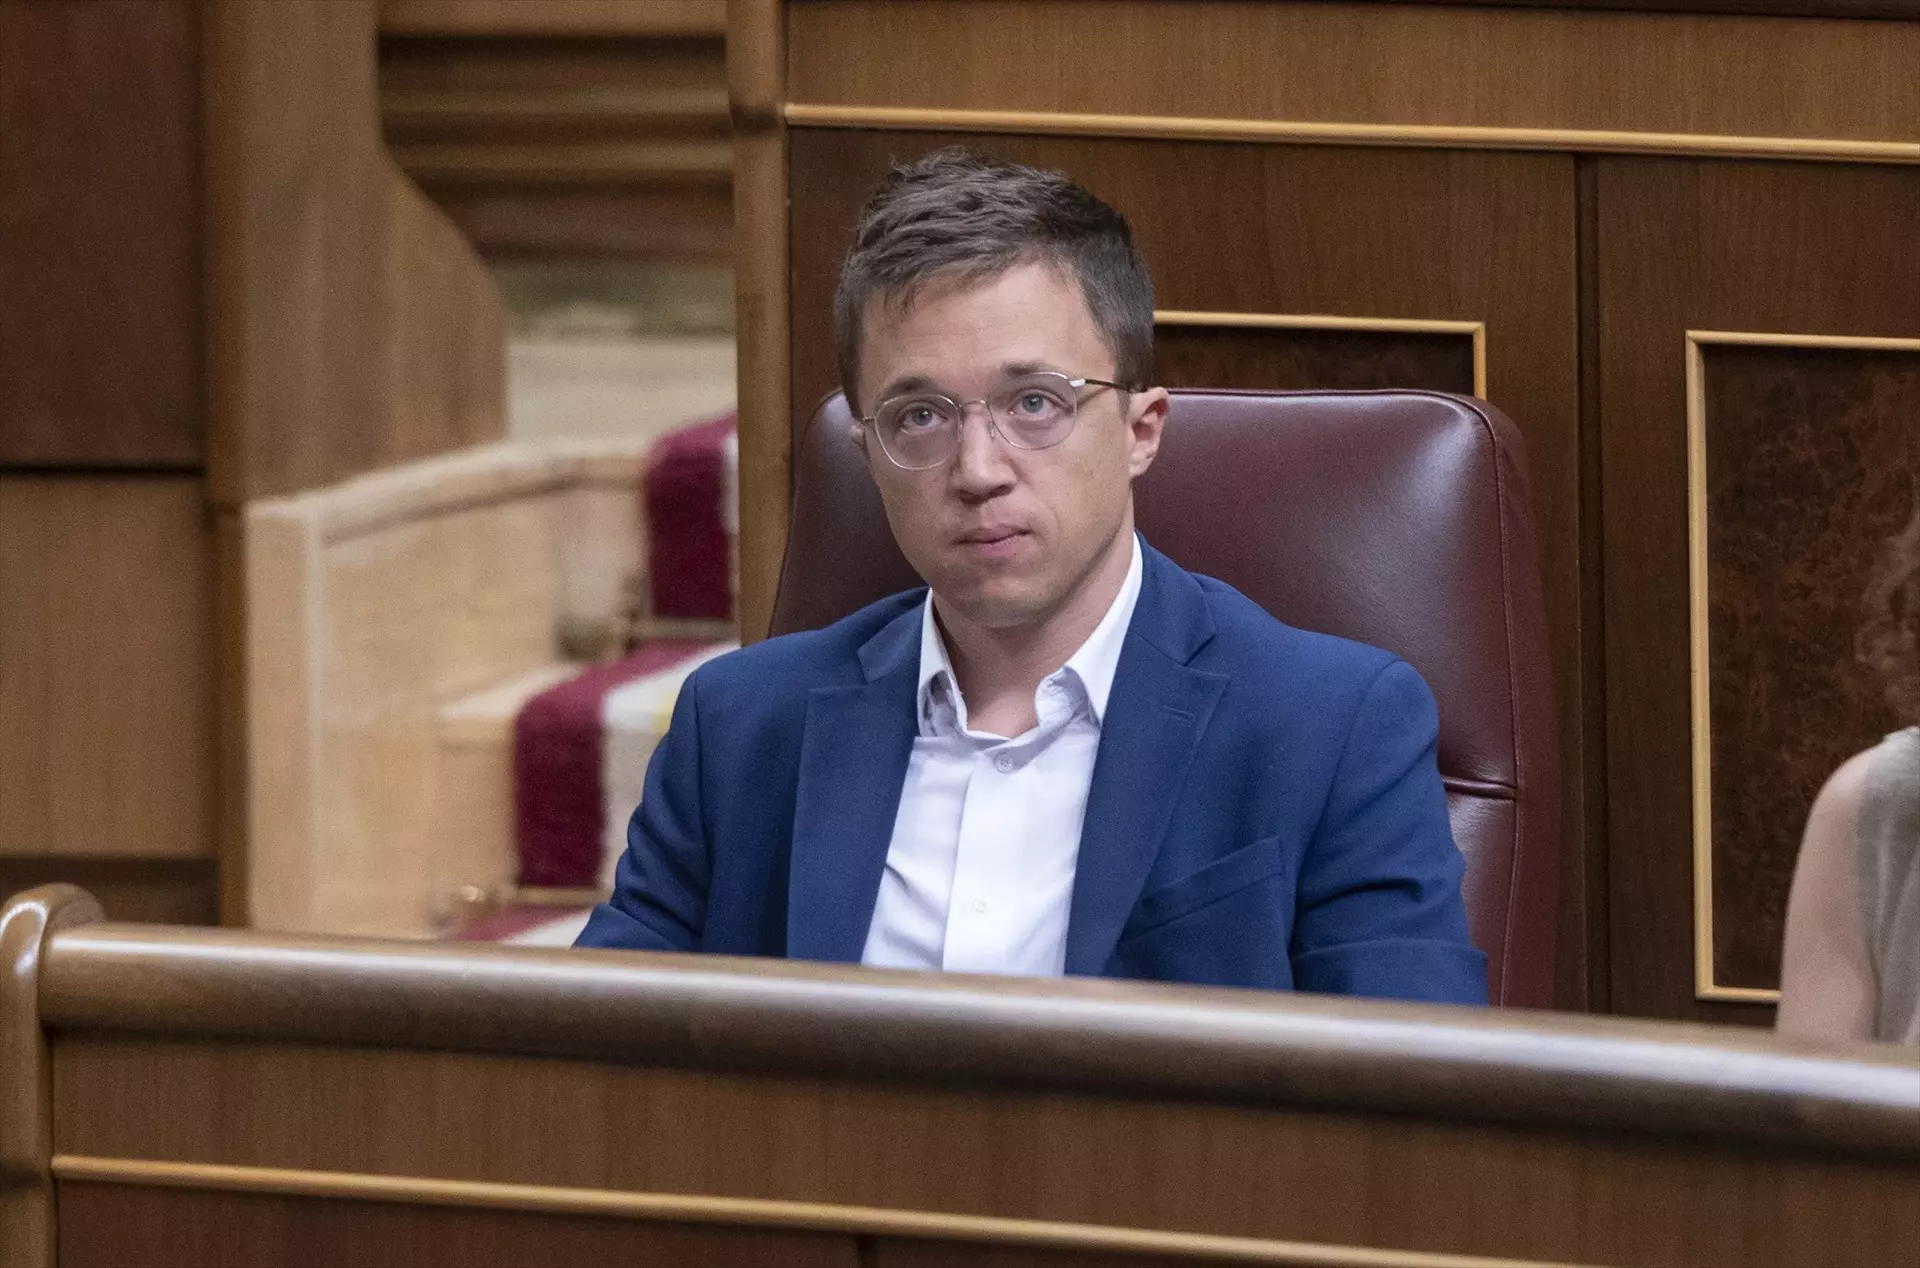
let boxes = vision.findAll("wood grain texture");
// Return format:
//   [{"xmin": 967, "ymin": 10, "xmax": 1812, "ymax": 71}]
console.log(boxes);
[
  {"xmin": 0, "ymin": 478, "xmax": 214, "ymax": 861},
  {"xmin": 47, "ymin": 1159, "xmax": 1571, "ymax": 1268},
  {"xmin": 1154, "ymin": 326, "xmax": 1476, "ymax": 397},
  {"xmin": 47, "ymin": 1030, "xmax": 1920, "ymax": 1268},
  {"xmin": 1598, "ymin": 157, "xmax": 1920, "ymax": 1022},
  {"xmin": 0, "ymin": 0, "xmax": 201, "ymax": 467},
  {"xmin": 0, "ymin": 885, "xmax": 101, "ymax": 1268},
  {"xmin": 381, "ymin": 0, "xmax": 727, "ymax": 37},
  {"xmin": 780, "ymin": 129, "xmax": 1587, "ymax": 1000},
  {"xmin": 1351, "ymin": 0, "xmax": 1920, "ymax": 15},
  {"xmin": 1701, "ymin": 345, "xmax": 1919, "ymax": 991},
  {"xmin": 202, "ymin": 0, "xmax": 504, "ymax": 507},
  {"xmin": 57, "ymin": 1182, "xmax": 856, "ymax": 1268},
  {"xmin": 785, "ymin": 1, "xmax": 1920, "ymax": 146},
  {"xmin": 730, "ymin": 0, "xmax": 788, "ymax": 641},
  {"xmin": 1572, "ymin": 157, "xmax": 1605, "ymax": 1013},
  {"xmin": 215, "ymin": 512, "xmax": 248, "ymax": 926},
  {"xmin": 378, "ymin": 29, "xmax": 730, "ymax": 262},
  {"xmin": 0, "ymin": 861, "xmax": 216, "ymax": 928},
  {"xmin": 411, "ymin": 187, "xmax": 733, "ymax": 261},
  {"xmin": 34, "ymin": 924, "xmax": 1920, "ymax": 1158}
]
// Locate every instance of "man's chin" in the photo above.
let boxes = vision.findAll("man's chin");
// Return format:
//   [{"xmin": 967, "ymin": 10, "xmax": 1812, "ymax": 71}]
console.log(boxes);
[{"xmin": 927, "ymin": 573, "xmax": 1051, "ymax": 631}]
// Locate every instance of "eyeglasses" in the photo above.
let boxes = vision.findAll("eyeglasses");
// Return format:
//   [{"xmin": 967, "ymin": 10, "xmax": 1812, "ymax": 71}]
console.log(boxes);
[{"xmin": 861, "ymin": 371, "xmax": 1128, "ymax": 471}]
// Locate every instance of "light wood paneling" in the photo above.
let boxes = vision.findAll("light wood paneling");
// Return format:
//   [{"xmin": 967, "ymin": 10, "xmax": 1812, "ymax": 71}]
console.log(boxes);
[
  {"xmin": 785, "ymin": 1, "xmax": 1920, "ymax": 147},
  {"xmin": 730, "ymin": 0, "xmax": 789, "ymax": 642},
  {"xmin": 1599, "ymin": 157, "xmax": 1920, "ymax": 1024},
  {"xmin": 0, "ymin": 0, "xmax": 201, "ymax": 467},
  {"xmin": 0, "ymin": 478, "xmax": 213, "ymax": 861},
  {"xmin": 203, "ymin": 0, "xmax": 504, "ymax": 508}
]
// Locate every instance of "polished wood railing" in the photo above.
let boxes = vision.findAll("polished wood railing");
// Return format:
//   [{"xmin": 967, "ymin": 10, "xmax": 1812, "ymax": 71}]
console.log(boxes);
[{"xmin": 4, "ymin": 884, "xmax": 1917, "ymax": 1266}]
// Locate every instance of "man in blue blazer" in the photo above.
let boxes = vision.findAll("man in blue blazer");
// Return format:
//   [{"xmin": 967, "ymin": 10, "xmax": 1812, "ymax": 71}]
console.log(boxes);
[{"xmin": 578, "ymin": 150, "xmax": 1486, "ymax": 1005}]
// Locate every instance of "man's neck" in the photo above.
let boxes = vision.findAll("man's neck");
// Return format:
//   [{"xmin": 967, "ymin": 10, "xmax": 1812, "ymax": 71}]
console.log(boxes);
[{"xmin": 934, "ymin": 523, "xmax": 1136, "ymax": 738}]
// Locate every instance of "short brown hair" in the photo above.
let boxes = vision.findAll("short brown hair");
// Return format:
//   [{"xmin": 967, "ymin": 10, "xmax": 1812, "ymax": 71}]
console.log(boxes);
[
  {"xmin": 1860, "ymin": 488, "xmax": 1920, "ymax": 723},
  {"xmin": 833, "ymin": 148, "xmax": 1154, "ymax": 415}
]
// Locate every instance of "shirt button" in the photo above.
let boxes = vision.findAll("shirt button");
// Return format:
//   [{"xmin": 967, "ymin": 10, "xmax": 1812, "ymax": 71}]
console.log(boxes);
[
  {"xmin": 971, "ymin": 898, "xmax": 989, "ymax": 914},
  {"xmin": 994, "ymin": 754, "xmax": 1014, "ymax": 773}
]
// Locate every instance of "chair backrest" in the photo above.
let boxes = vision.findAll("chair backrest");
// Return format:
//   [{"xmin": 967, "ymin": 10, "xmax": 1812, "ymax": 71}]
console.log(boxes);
[{"xmin": 772, "ymin": 389, "xmax": 1559, "ymax": 1008}]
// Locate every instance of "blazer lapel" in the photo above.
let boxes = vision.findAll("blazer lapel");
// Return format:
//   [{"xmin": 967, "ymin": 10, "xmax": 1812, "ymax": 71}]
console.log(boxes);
[
  {"xmin": 786, "ymin": 602, "xmax": 922, "ymax": 963},
  {"xmin": 1064, "ymin": 547, "xmax": 1228, "ymax": 975}
]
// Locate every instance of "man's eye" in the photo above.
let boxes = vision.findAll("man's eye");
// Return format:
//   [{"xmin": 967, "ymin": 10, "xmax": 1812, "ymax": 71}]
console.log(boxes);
[
  {"xmin": 899, "ymin": 406, "xmax": 942, "ymax": 430},
  {"xmin": 1015, "ymin": 393, "xmax": 1048, "ymax": 415}
]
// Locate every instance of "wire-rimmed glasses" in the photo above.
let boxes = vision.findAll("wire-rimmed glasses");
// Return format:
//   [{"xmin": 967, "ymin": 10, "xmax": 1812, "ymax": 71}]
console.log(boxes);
[{"xmin": 861, "ymin": 371, "xmax": 1127, "ymax": 471}]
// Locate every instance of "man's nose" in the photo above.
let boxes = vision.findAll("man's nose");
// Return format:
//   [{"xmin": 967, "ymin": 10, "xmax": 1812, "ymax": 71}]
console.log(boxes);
[{"xmin": 947, "ymin": 402, "xmax": 1015, "ymax": 497}]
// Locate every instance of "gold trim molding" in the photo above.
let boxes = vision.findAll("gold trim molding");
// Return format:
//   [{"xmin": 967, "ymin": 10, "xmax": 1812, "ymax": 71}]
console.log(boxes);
[
  {"xmin": 784, "ymin": 104, "xmax": 1920, "ymax": 167},
  {"xmin": 1685, "ymin": 330, "xmax": 1920, "ymax": 1004},
  {"xmin": 1156, "ymin": 310, "xmax": 1487, "ymax": 399},
  {"xmin": 50, "ymin": 1155, "xmax": 1594, "ymax": 1268}
]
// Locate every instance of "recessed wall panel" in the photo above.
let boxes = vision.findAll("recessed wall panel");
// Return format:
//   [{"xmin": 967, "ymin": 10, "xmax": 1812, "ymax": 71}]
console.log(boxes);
[
  {"xmin": 1694, "ymin": 340, "xmax": 1919, "ymax": 995},
  {"xmin": 1155, "ymin": 325, "xmax": 1476, "ymax": 396}
]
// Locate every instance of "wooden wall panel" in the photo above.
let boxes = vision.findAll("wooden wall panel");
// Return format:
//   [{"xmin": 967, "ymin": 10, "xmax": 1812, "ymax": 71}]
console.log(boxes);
[
  {"xmin": 378, "ymin": 32, "xmax": 731, "ymax": 263},
  {"xmin": 1154, "ymin": 326, "xmax": 1476, "ymax": 396},
  {"xmin": 0, "ymin": 478, "xmax": 215, "ymax": 862},
  {"xmin": 51, "ymin": 1032, "xmax": 1920, "ymax": 1268},
  {"xmin": 381, "ymin": 0, "xmax": 727, "ymax": 36},
  {"xmin": 203, "ymin": 0, "xmax": 504, "ymax": 507},
  {"xmin": 784, "ymin": 0, "xmax": 1920, "ymax": 147},
  {"xmin": 1701, "ymin": 344, "xmax": 1918, "ymax": 993},
  {"xmin": 1599, "ymin": 157, "xmax": 1920, "ymax": 1023},
  {"xmin": 59, "ymin": 1184, "xmax": 858, "ymax": 1268},
  {"xmin": 874, "ymin": 1246, "xmax": 1213, "ymax": 1268},
  {"xmin": 785, "ymin": 128, "xmax": 1589, "ymax": 1005},
  {"xmin": 0, "ymin": 860, "xmax": 216, "ymax": 926},
  {"xmin": 0, "ymin": 0, "xmax": 200, "ymax": 467}
]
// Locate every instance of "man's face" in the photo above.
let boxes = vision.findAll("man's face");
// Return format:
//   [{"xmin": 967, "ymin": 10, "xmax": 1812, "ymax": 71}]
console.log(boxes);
[{"xmin": 854, "ymin": 260, "xmax": 1168, "ymax": 631}]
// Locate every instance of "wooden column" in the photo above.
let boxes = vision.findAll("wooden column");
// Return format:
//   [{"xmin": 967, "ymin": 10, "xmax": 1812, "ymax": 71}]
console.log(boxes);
[
  {"xmin": 728, "ymin": 0, "xmax": 789, "ymax": 643},
  {"xmin": 201, "ymin": 0, "xmax": 507, "ymax": 923}
]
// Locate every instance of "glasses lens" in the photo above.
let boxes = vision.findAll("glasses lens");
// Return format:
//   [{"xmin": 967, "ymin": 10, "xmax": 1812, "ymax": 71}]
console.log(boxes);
[
  {"xmin": 875, "ymin": 394, "xmax": 959, "ymax": 468},
  {"xmin": 990, "ymin": 373, "xmax": 1078, "ymax": 450}
]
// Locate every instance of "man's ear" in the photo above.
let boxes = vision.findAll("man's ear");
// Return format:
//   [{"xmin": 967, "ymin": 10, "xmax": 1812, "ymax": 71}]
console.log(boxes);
[{"xmin": 1125, "ymin": 387, "xmax": 1171, "ymax": 479}]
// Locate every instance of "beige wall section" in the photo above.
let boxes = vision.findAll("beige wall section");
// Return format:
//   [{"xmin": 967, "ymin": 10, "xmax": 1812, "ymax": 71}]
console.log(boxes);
[
  {"xmin": 244, "ymin": 441, "xmax": 648, "ymax": 936},
  {"xmin": 0, "ymin": 479, "xmax": 213, "ymax": 862}
]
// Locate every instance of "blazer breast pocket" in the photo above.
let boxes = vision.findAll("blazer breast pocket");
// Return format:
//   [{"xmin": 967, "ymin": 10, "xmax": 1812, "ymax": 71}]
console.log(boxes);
[{"xmin": 1120, "ymin": 835, "xmax": 1292, "ymax": 943}]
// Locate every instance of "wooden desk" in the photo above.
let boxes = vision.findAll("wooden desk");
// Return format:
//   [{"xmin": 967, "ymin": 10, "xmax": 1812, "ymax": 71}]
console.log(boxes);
[{"xmin": 4, "ymin": 885, "xmax": 1917, "ymax": 1266}]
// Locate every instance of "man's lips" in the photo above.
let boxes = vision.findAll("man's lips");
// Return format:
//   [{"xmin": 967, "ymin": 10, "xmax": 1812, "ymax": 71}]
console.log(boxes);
[{"xmin": 954, "ymin": 527, "xmax": 1028, "ymax": 546}]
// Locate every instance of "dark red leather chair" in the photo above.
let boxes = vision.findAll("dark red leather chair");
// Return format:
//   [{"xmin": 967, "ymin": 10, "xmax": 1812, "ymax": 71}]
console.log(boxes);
[{"xmin": 771, "ymin": 389, "xmax": 1559, "ymax": 1008}]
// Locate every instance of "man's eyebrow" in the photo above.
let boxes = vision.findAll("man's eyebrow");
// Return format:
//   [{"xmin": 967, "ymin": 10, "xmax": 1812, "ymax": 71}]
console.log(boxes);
[
  {"xmin": 873, "ymin": 361, "xmax": 1067, "ymax": 402},
  {"xmin": 874, "ymin": 373, "xmax": 940, "ymax": 401}
]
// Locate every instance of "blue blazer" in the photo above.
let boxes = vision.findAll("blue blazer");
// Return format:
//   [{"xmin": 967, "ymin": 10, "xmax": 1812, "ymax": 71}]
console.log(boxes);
[{"xmin": 577, "ymin": 541, "xmax": 1487, "ymax": 1005}]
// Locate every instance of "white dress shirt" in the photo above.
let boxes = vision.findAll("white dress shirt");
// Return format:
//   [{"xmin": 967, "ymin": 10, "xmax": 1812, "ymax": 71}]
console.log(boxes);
[{"xmin": 861, "ymin": 535, "xmax": 1145, "ymax": 976}]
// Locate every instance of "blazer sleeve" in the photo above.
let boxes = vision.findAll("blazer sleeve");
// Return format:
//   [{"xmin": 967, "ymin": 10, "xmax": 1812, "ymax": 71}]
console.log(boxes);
[
  {"xmin": 573, "ymin": 671, "xmax": 711, "ymax": 951},
  {"xmin": 1289, "ymin": 659, "xmax": 1489, "ymax": 1005}
]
